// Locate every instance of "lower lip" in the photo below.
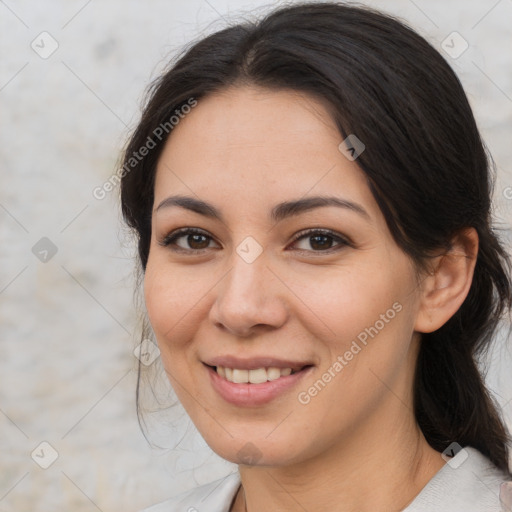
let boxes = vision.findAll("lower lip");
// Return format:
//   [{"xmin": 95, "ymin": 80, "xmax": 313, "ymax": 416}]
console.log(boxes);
[{"xmin": 206, "ymin": 364, "xmax": 313, "ymax": 407}]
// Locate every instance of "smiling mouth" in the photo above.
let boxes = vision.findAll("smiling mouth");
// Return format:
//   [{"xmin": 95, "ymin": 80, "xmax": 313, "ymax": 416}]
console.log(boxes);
[{"xmin": 207, "ymin": 365, "xmax": 312, "ymax": 384}]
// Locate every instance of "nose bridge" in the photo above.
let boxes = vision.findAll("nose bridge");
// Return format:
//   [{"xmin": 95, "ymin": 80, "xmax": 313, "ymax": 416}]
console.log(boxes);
[
  {"xmin": 224, "ymin": 240, "xmax": 269, "ymax": 306},
  {"xmin": 211, "ymin": 239, "xmax": 286, "ymax": 334}
]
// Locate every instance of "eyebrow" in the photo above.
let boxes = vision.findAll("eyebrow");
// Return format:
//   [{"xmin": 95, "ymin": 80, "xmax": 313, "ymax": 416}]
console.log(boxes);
[{"xmin": 155, "ymin": 194, "xmax": 370, "ymax": 223}]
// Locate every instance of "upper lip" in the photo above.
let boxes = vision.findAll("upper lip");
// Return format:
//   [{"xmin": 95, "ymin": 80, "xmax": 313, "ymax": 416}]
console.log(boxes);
[{"xmin": 204, "ymin": 356, "xmax": 313, "ymax": 371}]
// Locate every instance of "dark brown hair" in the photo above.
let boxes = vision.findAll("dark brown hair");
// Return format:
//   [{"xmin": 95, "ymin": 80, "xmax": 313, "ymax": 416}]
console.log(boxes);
[{"xmin": 120, "ymin": 2, "xmax": 512, "ymax": 473}]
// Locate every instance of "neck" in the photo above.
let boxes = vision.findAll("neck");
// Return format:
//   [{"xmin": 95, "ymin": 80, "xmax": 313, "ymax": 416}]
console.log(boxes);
[{"xmin": 232, "ymin": 392, "xmax": 445, "ymax": 512}]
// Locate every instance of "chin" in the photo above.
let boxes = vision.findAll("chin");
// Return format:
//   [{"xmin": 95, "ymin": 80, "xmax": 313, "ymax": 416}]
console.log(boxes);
[{"xmin": 205, "ymin": 434, "xmax": 306, "ymax": 468}]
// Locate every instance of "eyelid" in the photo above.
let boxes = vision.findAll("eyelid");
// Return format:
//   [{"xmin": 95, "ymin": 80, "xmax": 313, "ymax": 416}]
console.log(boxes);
[
  {"xmin": 159, "ymin": 227, "xmax": 353, "ymax": 253},
  {"xmin": 288, "ymin": 228, "xmax": 353, "ymax": 252},
  {"xmin": 158, "ymin": 227, "xmax": 219, "ymax": 251}
]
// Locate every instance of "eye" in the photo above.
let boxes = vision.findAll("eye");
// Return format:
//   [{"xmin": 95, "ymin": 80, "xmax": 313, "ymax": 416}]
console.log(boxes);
[
  {"xmin": 159, "ymin": 228, "xmax": 219, "ymax": 252},
  {"xmin": 159, "ymin": 227, "xmax": 352, "ymax": 255},
  {"xmin": 289, "ymin": 228, "xmax": 351, "ymax": 253}
]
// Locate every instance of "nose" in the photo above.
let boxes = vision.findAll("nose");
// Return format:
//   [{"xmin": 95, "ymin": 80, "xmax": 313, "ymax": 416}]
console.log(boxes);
[{"xmin": 209, "ymin": 248, "xmax": 288, "ymax": 337}]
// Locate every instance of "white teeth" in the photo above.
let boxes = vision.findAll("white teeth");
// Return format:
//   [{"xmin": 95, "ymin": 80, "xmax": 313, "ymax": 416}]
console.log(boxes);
[
  {"xmin": 249, "ymin": 368, "xmax": 268, "ymax": 384},
  {"xmin": 232, "ymin": 369, "xmax": 249, "ymax": 384},
  {"xmin": 215, "ymin": 366, "xmax": 299, "ymax": 383},
  {"xmin": 267, "ymin": 367, "xmax": 282, "ymax": 381}
]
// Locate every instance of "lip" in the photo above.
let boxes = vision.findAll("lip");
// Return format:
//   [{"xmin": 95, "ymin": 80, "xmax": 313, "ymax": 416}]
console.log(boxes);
[
  {"xmin": 205, "ymin": 363, "xmax": 314, "ymax": 407},
  {"xmin": 204, "ymin": 355, "xmax": 313, "ymax": 371}
]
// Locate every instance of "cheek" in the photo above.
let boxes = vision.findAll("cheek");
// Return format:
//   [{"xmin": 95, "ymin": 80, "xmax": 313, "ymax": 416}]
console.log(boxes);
[
  {"xmin": 293, "ymin": 256, "xmax": 418, "ymax": 395},
  {"xmin": 143, "ymin": 254, "xmax": 222, "ymax": 362},
  {"xmin": 289, "ymin": 258, "xmax": 406, "ymax": 343},
  {"xmin": 143, "ymin": 257, "xmax": 196, "ymax": 348},
  {"xmin": 143, "ymin": 258, "xmax": 208, "ymax": 403}
]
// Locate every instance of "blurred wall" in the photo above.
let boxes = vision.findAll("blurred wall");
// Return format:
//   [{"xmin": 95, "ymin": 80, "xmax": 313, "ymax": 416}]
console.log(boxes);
[{"xmin": 1, "ymin": 0, "xmax": 511, "ymax": 510}]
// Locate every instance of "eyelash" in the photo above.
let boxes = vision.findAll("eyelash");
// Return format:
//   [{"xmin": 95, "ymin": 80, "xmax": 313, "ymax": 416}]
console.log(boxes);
[{"xmin": 158, "ymin": 227, "xmax": 352, "ymax": 255}]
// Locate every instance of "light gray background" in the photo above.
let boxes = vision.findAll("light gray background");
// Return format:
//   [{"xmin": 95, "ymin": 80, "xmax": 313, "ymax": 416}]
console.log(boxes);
[{"xmin": 1, "ymin": 0, "xmax": 511, "ymax": 510}]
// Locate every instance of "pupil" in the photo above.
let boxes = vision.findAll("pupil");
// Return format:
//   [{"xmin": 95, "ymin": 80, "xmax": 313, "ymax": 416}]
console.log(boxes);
[
  {"xmin": 190, "ymin": 234, "xmax": 208, "ymax": 249},
  {"xmin": 311, "ymin": 235, "xmax": 331, "ymax": 250}
]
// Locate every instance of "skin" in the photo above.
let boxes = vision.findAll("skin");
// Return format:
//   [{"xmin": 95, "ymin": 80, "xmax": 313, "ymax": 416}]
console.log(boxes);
[{"xmin": 144, "ymin": 85, "xmax": 478, "ymax": 511}]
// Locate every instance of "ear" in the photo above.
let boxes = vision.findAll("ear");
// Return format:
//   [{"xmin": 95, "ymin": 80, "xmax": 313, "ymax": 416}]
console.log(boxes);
[{"xmin": 414, "ymin": 228, "xmax": 479, "ymax": 333}]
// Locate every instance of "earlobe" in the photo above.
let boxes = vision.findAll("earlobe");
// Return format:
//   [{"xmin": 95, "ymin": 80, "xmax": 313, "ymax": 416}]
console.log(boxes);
[{"xmin": 414, "ymin": 228, "xmax": 479, "ymax": 333}]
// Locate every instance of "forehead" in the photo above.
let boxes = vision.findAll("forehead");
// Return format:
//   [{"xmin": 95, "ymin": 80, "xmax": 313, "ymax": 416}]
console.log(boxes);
[{"xmin": 153, "ymin": 85, "xmax": 378, "ymax": 220}]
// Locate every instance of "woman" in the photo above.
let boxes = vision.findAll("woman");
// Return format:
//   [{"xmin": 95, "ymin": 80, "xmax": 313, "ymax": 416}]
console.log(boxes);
[{"xmin": 120, "ymin": 2, "xmax": 512, "ymax": 510}]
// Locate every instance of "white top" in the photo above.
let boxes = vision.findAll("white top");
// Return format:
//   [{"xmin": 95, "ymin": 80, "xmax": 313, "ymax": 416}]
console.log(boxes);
[{"xmin": 140, "ymin": 447, "xmax": 512, "ymax": 511}]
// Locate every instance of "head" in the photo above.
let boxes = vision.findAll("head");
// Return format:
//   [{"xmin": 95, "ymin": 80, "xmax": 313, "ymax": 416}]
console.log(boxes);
[{"xmin": 121, "ymin": 2, "xmax": 512, "ymax": 473}]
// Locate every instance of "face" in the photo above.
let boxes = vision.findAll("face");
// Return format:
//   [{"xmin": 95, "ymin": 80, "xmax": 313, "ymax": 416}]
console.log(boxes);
[{"xmin": 144, "ymin": 85, "xmax": 426, "ymax": 467}]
